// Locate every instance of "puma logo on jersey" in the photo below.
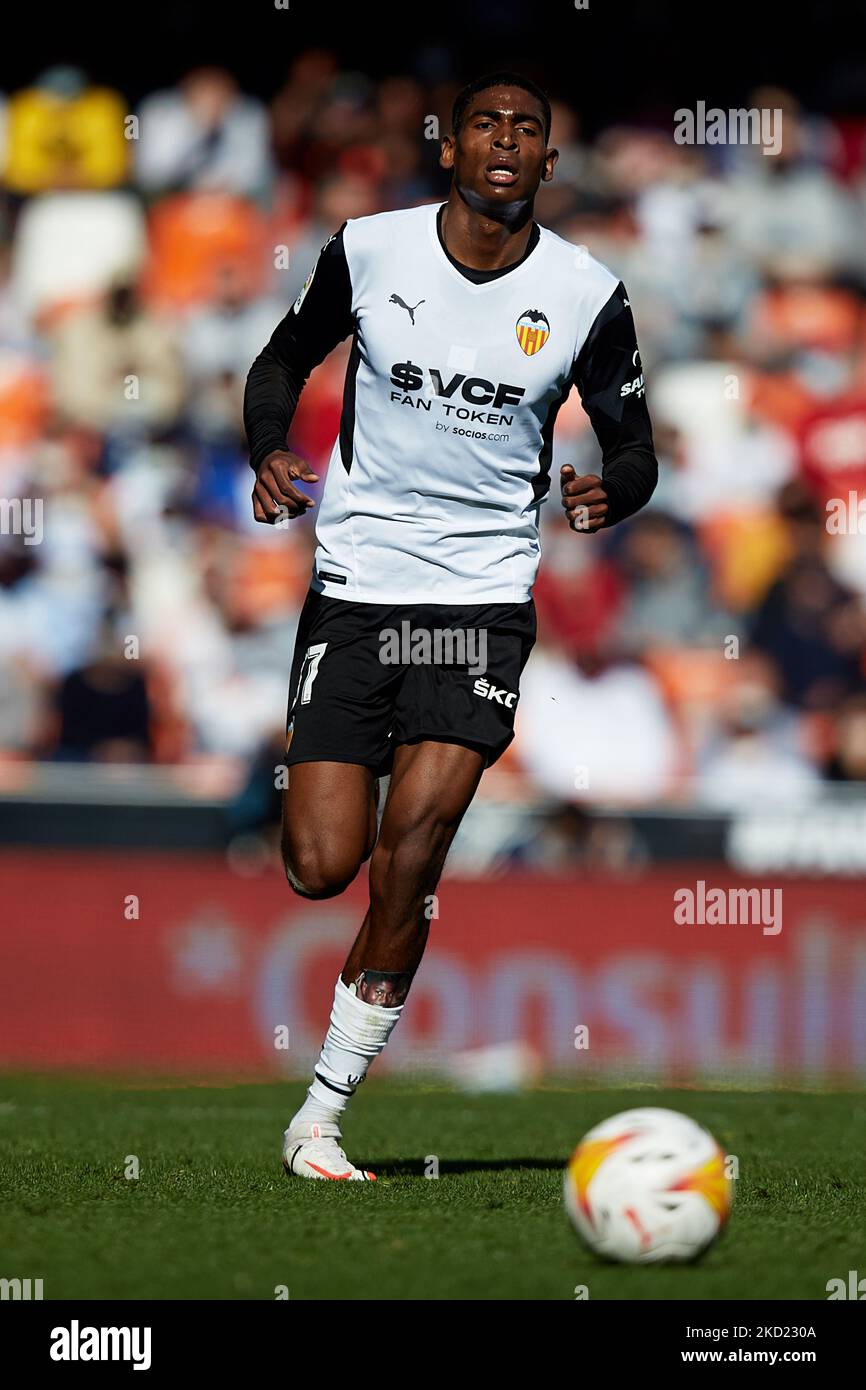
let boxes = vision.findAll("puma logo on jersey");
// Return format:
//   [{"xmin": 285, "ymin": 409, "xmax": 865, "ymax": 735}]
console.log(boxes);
[
  {"xmin": 474, "ymin": 677, "xmax": 518, "ymax": 708},
  {"xmin": 389, "ymin": 294, "xmax": 425, "ymax": 325}
]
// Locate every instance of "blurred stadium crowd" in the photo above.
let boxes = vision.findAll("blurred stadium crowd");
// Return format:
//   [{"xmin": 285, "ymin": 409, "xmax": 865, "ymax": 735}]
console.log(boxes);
[{"xmin": 2, "ymin": 54, "xmax": 866, "ymax": 835}]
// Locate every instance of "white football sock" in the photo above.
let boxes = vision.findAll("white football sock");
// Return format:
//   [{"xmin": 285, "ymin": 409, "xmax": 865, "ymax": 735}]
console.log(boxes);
[{"xmin": 291, "ymin": 976, "xmax": 404, "ymax": 1131}]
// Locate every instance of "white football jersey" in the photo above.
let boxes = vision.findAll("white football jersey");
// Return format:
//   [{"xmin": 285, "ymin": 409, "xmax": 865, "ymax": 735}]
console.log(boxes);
[{"xmin": 245, "ymin": 201, "xmax": 655, "ymax": 604}]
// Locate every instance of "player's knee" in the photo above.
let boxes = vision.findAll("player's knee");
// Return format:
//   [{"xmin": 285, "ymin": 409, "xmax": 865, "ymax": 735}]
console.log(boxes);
[
  {"xmin": 282, "ymin": 838, "xmax": 359, "ymax": 900},
  {"xmin": 283, "ymin": 859, "xmax": 352, "ymax": 900}
]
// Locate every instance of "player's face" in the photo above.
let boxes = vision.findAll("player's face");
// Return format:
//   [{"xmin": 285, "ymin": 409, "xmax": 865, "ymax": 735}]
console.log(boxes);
[
  {"xmin": 441, "ymin": 86, "xmax": 557, "ymax": 202},
  {"xmin": 360, "ymin": 975, "xmax": 399, "ymax": 1006}
]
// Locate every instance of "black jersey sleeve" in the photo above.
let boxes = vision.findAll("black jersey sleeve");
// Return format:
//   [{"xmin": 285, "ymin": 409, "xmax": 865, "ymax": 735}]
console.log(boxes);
[
  {"xmin": 244, "ymin": 224, "xmax": 355, "ymax": 473},
  {"xmin": 572, "ymin": 282, "xmax": 658, "ymax": 526}
]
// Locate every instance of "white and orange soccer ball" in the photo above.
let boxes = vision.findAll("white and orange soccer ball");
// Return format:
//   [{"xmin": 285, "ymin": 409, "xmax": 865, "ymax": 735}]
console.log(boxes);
[{"xmin": 563, "ymin": 1107, "xmax": 733, "ymax": 1263}]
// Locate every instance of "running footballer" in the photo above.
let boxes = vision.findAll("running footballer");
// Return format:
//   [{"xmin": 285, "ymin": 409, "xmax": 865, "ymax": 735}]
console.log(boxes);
[{"xmin": 244, "ymin": 71, "xmax": 658, "ymax": 1180}]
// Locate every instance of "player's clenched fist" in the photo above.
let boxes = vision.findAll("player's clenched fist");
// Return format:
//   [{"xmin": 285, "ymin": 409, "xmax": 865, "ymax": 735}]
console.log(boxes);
[
  {"xmin": 560, "ymin": 464, "xmax": 609, "ymax": 533},
  {"xmin": 252, "ymin": 450, "xmax": 319, "ymax": 524}
]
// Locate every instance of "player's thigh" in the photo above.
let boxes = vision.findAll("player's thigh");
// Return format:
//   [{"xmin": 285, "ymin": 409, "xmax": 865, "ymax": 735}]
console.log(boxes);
[{"xmin": 282, "ymin": 760, "xmax": 378, "ymax": 875}]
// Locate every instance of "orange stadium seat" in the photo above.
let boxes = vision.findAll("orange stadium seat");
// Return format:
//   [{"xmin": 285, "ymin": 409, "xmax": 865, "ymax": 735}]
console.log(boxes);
[
  {"xmin": 229, "ymin": 538, "xmax": 312, "ymax": 621},
  {"xmin": 746, "ymin": 367, "xmax": 815, "ymax": 435},
  {"xmin": 140, "ymin": 193, "xmax": 271, "ymax": 308},
  {"xmin": 751, "ymin": 284, "xmax": 862, "ymax": 355},
  {"xmin": 642, "ymin": 645, "xmax": 738, "ymax": 720}
]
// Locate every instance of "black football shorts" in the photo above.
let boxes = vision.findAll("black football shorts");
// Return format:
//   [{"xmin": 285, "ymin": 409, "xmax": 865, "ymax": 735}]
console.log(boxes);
[{"xmin": 284, "ymin": 588, "xmax": 536, "ymax": 774}]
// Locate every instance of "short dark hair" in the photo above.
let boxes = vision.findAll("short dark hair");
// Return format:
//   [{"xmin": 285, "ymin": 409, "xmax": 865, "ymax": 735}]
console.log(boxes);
[{"xmin": 451, "ymin": 71, "xmax": 551, "ymax": 143}]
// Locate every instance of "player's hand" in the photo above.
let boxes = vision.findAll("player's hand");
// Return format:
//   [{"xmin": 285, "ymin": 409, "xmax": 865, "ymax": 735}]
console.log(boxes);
[
  {"xmin": 252, "ymin": 450, "xmax": 319, "ymax": 524},
  {"xmin": 560, "ymin": 465, "xmax": 609, "ymax": 533}
]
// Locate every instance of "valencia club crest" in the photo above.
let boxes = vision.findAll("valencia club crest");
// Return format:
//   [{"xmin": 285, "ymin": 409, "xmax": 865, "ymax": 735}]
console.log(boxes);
[{"xmin": 516, "ymin": 309, "xmax": 550, "ymax": 356}]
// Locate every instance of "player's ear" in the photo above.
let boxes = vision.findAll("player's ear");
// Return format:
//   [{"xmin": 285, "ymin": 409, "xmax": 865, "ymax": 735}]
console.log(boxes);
[
  {"xmin": 542, "ymin": 146, "xmax": 559, "ymax": 182},
  {"xmin": 440, "ymin": 132, "xmax": 455, "ymax": 170}
]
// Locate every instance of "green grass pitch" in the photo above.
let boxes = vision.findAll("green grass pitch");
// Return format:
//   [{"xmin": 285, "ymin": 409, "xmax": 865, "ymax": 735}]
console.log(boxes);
[{"xmin": 1, "ymin": 1075, "xmax": 863, "ymax": 1300}]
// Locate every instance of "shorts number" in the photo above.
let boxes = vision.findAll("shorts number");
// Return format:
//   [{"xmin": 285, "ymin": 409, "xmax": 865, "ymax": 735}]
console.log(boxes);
[{"xmin": 298, "ymin": 642, "xmax": 328, "ymax": 706}]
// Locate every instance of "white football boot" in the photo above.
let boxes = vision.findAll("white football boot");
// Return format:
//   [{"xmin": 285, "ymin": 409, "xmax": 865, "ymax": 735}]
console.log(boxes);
[{"xmin": 282, "ymin": 1120, "xmax": 377, "ymax": 1182}]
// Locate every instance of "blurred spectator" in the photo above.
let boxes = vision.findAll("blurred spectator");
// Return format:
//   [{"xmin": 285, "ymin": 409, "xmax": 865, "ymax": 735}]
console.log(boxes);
[
  {"xmin": 10, "ymin": 192, "xmax": 146, "ymax": 320},
  {"xmin": 281, "ymin": 70, "xmax": 379, "ymax": 184},
  {"xmin": 796, "ymin": 343, "xmax": 866, "ymax": 508},
  {"xmin": 50, "ymin": 279, "xmax": 185, "ymax": 436},
  {"xmin": 0, "ymin": 497, "xmax": 107, "ymax": 681},
  {"xmin": 533, "ymin": 507, "xmax": 624, "ymax": 661},
  {"xmin": 648, "ymin": 361, "xmax": 797, "ymax": 524},
  {"xmin": 750, "ymin": 516, "xmax": 866, "ymax": 710},
  {"xmin": 696, "ymin": 651, "xmax": 821, "ymax": 808},
  {"xmin": 611, "ymin": 511, "xmax": 733, "ymax": 652},
  {"xmin": 270, "ymin": 50, "xmax": 341, "ymax": 172},
  {"xmin": 514, "ymin": 641, "xmax": 679, "ymax": 804},
  {"xmin": 136, "ymin": 68, "xmax": 274, "ymax": 202},
  {"xmin": 728, "ymin": 89, "xmax": 864, "ymax": 282},
  {"xmin": 372, "ymin": 75, "xmax": 433, "ymax": 207},
  {"xmin": 825, "ymin": 694, "xmax": 866, "ymax": 781},
  {"xmin": 129, "ymin": 526, "xmax": 300, "ymax": 758},
  {"xmin": 546, "ymin": 102, "xmax": 607, "ymax": 198},
  {"xmin": 3, "ymin": 67, "xmax": 129, "ymax": 194},
  {"xmin": 49, "ymin": 615, "xmax": 152, "ymax": 762},
  {"xmin": 183, "ymin": 262, "xmax": 283, "ymax": 459},
  {"xmin": 184, "ymin": 263, "xmax": 283, "ymax": 390}
]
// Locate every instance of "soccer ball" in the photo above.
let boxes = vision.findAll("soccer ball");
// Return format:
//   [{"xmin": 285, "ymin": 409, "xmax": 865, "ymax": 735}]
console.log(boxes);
[{"xmin": 563, "ymin": 1107, "xmax": 733, "ymax": 1263}]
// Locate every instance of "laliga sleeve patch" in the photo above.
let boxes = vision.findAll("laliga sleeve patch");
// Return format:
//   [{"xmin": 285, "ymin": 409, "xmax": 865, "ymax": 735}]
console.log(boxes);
[{"xmin": 292, "ymin": 232, "xmax": 337, "ymax": 314}]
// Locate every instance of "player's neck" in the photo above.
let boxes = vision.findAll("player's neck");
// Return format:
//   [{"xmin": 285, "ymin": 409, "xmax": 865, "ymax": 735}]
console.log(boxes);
[{"xmin": 441, "ymin": 188, "xmax": 535, "ymax": 271}]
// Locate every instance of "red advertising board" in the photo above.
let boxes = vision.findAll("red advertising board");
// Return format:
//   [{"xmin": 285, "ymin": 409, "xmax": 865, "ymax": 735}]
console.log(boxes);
[{"xmin": 1, "ymin": 851, "xmax": 865, "ymax": 1082}]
